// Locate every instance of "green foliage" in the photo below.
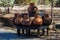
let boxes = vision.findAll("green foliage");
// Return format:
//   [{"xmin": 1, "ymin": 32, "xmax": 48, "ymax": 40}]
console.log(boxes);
[
  {"xmin": 14, "ymin": 0, "xmax": 38, "ymax": 6},
  {"xmin": 45, "ymin": 0, "xmax": 51, "ymax": 5},
  {"xmin": 0, "ymin": 0, "xmax": 15, "ymax": 7},
  {"xmin": 56, "ymin": 0, "xmax": 60, "ymax": 7},
  {"xmin": 26, "ymin": 0, "xmax": 38, "ymax": 4}
]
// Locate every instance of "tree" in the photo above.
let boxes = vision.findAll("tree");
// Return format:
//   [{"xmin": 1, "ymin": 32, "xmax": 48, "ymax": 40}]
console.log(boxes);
[
  {"xmin": 56, "ymin": 0, "xmax": 60, "ymax": 7},
  {"xmin": 45, "ymin": 0, "xmax": 51, "ymax": 5},
  {"xmin": 14, "ymin": 0, "xmax": 28, "ymax": 6},
  {"xmin": 0, "ymin": 0, "xmax": 15, "ymax": 14},
  {"xmin": 14, "ymin": 0, "xmax": 38, "ymax": 6}
]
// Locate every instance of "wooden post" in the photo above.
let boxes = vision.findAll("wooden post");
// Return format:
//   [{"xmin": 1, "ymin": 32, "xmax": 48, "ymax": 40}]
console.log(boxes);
[{"xmin": 50, "ymin": 0, "xmax": 53, "ymax": 25}]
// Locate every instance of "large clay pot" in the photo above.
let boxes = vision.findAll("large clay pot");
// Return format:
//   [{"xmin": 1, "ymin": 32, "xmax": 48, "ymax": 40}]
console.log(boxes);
[
  {"xmin": 21, "ymin": 18, "xmax": 31, "ymax": 26},
  {"xmin": 33, "ymin": 18, "xmax": 43, "ymax": 25},
  {"xmin": 14, "ymin": 17, "xmax": 23, "ymax": 24},
  {"xmin": 32, "ymin": 15, "xmax": 43, "ymax": 25},
  {"xmin": 43, "ymin": 14, "xmax": 52, "ymax": 25},
  {"xmin": 21, "ymin": 15, "xmax": 31, "ymax": 26}
]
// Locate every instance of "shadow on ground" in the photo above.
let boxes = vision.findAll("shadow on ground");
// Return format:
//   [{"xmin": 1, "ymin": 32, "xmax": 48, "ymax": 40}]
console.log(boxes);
[{"xmin": 0, "ymin": 33, "xmax": 44, "ymax": 40}]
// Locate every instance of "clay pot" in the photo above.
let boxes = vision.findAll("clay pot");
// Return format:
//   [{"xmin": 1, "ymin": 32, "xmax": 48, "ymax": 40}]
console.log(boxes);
[
  {"xmin": 21, "ymin": 15, "xmax": 31, "ymax": 26},
  {"xmin": 43, "ymin": 14, "xmax": 52, "ymax": 25},
  {"xmin": 33, "ymin": 15, "xmax": 43, "ymax": 25},
  {"xmin": 33, "ymin": 18, "xmax": 43, "ymax": 25},
  {"xmin": 14, "ymin": 17, "xmax": 23, "ymax": 24}
]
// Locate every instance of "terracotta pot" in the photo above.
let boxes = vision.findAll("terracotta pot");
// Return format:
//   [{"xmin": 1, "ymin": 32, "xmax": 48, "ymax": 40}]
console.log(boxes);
[
  {"xmin": 33, "ymin": 17, "xmax": 43, "ymax": 25},
  {"xmin": 15, "ymin": 17, "xmax": 23, "ymax": 24},
  {"xmin": 21, "ymin": 18, "xmax": 31, "ymax": 26},
  {"xmin": 43, "ymin": 14, "xmax": 52, "ymax": 25}
]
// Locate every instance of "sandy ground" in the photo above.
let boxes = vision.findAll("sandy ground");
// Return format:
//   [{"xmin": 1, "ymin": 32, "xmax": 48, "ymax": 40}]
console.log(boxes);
[{"xmin": 0, "ymin": 26, "xmax": 60, "ymax": 40}]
